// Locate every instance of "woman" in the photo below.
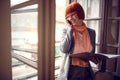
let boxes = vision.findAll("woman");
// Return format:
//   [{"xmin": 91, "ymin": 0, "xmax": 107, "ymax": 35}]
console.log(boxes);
[{"xmin": 57, "ymin": 2, "xmax": 97, "ymax": 80}]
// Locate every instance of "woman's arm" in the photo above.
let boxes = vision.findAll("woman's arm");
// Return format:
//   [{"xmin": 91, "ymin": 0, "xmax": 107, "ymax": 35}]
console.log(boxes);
[{"xmin": 60, "ymin": 27, "xmax": 74, "ymax": 53}]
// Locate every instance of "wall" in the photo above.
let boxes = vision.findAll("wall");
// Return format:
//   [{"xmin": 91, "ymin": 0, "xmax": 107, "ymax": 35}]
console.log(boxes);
[{"xmin": 0, "ymin": 0, "xmax": 12, "ymax": 80}]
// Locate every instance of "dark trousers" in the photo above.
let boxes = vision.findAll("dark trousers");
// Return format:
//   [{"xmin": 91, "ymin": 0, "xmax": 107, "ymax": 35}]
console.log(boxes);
[{"xmin": 68, "ymin": 65, "xmax": 93, "ymax": 80}]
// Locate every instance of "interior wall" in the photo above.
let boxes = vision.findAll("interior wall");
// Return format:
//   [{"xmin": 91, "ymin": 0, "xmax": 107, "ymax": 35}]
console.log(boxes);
[{"xmin": 0, "ymin": 0, "xmax": 12, "ymax": 80}]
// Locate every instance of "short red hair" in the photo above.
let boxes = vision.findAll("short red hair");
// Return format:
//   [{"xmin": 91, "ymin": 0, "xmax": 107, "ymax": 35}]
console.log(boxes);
[{"xmin": 65, "ymin": 2, "xmax": 85, "ymax": 20}]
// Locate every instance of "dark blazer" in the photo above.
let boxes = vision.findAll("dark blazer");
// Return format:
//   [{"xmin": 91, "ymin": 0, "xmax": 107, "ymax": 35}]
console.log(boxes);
[
  {"xmin": 60, "ymin": 27, "xmax": 96, "ymax": 54},
  {"xmin": 59, "ymin": 27, "xmax": 96, "ymax": 80}
]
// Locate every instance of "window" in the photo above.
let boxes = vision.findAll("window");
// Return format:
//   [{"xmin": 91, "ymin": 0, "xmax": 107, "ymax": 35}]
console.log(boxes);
[
  {"xmin": 11, "ymin": 0, "xmax": 38, "ymax": 79},
  {"xmin": 11, "ymin": 0, "xmax": 55, "ymax": 79},
  {"xmin": 105, "ymin": 0, "xmax": 120, "ymax": 75},
  {"xmin": 55, "ymin": 0, "xmax": 67, "ymax": 78}
]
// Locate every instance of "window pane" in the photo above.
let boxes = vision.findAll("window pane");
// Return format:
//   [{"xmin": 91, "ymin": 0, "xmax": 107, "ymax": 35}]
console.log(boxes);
[
  {"xmin": 107, "ymin": 20, "xmax": 119, "ymax": 46},
  {"xmin": 11, "ymin": 7, "xmax": 38, "ymax": 80},
  {"xmin": 85, "ymin": 20, "xmax": 100, "ymax": 44},
  {"xmin": 110, "ymin": 0, "xmax": 119, "ymax": 17},
  {"xmin": 12, "ymin": 58, "xmax": 37, "ymax": 80},
  {"xmin": 11, "ymin": 12, "xmax": 38, "ymax": 53},
  {"xmin": 55, "ymin": 0, "xmax": 66, "ymax": 78},
  {"xmin": 55, "ymin": 0, "xmax": 66, "ymax": 42},
  {"xmin": 77, "ymin": 0, "xmax": 101, "ymax": 18}
]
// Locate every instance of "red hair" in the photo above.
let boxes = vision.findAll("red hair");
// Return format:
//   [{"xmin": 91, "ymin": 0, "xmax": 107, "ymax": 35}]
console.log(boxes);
[{"xmin": 65, "ymin": 2, "xmax": 85, "ymax": 20}]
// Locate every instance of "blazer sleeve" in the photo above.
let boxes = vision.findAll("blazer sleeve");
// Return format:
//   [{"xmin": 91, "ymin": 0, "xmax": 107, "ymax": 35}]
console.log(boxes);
[{"xmin": 60, "ymin": 27, "xmax": 74, "ymax": 53}]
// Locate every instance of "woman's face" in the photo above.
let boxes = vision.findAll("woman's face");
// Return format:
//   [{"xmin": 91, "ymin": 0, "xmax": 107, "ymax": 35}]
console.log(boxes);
[{"xmin": 66, "ymin": 12, "xmax": 83, "ymax": 26}]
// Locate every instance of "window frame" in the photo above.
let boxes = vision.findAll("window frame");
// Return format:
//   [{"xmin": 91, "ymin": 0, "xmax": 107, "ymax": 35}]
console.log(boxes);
[{"xmin": 11, "ymin": 0, "xmax": 55, "ymax": 79}]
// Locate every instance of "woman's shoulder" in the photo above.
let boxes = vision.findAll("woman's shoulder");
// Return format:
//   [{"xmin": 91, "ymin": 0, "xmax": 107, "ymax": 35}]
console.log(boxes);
[
  {"xmin": 87, "ymin": 27, "xmax": 95, "ymax": 34},
  {"xmin": 87, "ymin": 27, "xmax": 95, "ymax": 31}
]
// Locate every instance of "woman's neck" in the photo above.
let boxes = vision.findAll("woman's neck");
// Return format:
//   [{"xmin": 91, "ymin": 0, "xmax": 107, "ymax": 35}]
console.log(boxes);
[{"xmin": 75, "ymin": 20, "xmax": 84, "ymax": 26}]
